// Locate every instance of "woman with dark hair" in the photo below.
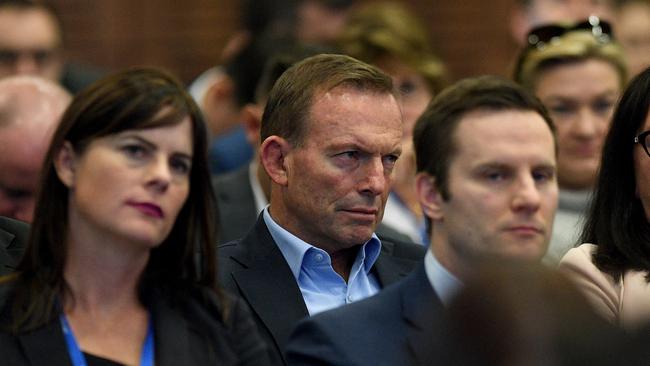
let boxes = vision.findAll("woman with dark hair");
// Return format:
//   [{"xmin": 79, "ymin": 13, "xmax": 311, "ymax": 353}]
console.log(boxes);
[
  {"xmin": 0, "ymin": 68, "xmax": 269, "ymax": 365},
  {"xmin": 559, "ymin": 66, "xmax": 650, "ymax": 330}
]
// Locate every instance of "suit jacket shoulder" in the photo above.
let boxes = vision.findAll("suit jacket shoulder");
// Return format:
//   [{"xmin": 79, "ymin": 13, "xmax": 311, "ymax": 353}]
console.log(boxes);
[
  {"xmin": 151, "ymin": 287, "xmax": 272, "ymax": 366},
  {"xmin": 559, "ymin": 244, "xmax": 650, "ymax": 329},
  {"xmin": 213, "ymin": 167, "xmax": 260, "ymax": 243},
  {"xmin": 0, "ymin": 217, "xmax": 29, "ymax": 276},
  {"xmin": 285, "ymin": 265, "xmax": 447, "ymax": 366},
  {"xmin": 372, "ymin": 235, "xmax": 426, "ymax": 287},
  {"xmin": 0, "ymin": 283, "xmax": 272, "ymax": 366}
]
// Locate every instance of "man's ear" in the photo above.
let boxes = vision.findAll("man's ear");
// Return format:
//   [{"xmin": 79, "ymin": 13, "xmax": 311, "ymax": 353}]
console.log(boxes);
[
  {"xmin": 54, "ymin": 141, "xmax": 77, "ymax": 188},
  {"xmin": 202, "ymin": 76, "xmax": 240, "ymax": 137},
  {"xmin": 416, "ymin": 172, "xmax": 445, "ymax": 221},
  {"xmin": 241, "ymin": 103, "xmax": 263, "ymax": 147},
  {"xmin": 260, "ymin": 136, "xmax": 292, "ymax": 186}
]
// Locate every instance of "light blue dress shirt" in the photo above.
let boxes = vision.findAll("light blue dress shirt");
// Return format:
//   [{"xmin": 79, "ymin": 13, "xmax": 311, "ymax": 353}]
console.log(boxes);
[
  {"xmin": 424, "ymin": 249, "xmax": 463, "ymax": 307},
  {"xmin": 263, "ymin": 208, "xmax": 382, "ymax": 316}
]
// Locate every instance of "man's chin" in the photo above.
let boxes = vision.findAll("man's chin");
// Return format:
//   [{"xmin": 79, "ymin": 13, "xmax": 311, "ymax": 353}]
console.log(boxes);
[{"xmin": 338, "ymin": 227, "xmax": 376, "ymax": 246}]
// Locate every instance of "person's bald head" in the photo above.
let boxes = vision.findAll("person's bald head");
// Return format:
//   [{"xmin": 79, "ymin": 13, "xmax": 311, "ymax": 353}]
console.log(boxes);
[{"xmin": 0, "ymin": 75, "xmax": 70, "ymax": 222}]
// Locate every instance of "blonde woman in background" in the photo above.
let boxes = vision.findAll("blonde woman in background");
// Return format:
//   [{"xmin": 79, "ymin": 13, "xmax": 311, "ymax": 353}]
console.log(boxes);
[{"xmin": 514, "ymin": 17, "xmax": 627, "ymax": 264}]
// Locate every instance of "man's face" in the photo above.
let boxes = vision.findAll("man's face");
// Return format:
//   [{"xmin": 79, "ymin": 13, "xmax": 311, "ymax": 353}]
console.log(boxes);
[
  {"xmin": 278, "ymin": 86, "xmax": 402, "ymax": 252},
  {"xmin": 0, "ymin": 8, "xmax": 62, "ymax": 81},
  {"xmin": 535, "ymin": 59, "xmax": 620, "ymax": 190},
  {"xmin": 431, "ymin": 109, "xmax": 558, "ymax": 274},
  {"xmin": 0, "ymin": 126, "xmax": 49, "ymax": 222}
]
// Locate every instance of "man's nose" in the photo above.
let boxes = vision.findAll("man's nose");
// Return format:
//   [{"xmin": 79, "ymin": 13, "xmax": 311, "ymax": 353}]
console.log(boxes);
[
  {"xmin": 14, "ymin": 54, "xmax": 41, "ymax": 75},
  {"xmin": 511, "ymin": 175, "xmax": 541, "ymax": 213},
  {"xmin": 359, "ymin": 157, "xmax": 388, "ymax": 196}
]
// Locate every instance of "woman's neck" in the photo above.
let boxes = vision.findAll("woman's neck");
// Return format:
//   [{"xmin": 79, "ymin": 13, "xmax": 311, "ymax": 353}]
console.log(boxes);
[{"xmin": 63, "ymin": 231, "xmax": 150, "ymax": 316}]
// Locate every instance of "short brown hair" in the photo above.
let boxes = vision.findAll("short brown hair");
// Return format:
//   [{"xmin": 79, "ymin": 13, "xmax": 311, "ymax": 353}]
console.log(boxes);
[
  {"xmin": 261, "ymin": 53, "xmax": 397, "ymax": 146},
  {"xmin": 414, "ymin": 75, "xmax": 555, "ymax": 200}
]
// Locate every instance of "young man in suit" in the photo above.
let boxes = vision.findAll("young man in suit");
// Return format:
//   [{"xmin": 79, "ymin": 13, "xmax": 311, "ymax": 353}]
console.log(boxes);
[
  {"xmin": 284, "ymin": 76, "xmax": 560, "ymax": 365},
  {"xmin": 217, "ymin": 54, "xmax": 425, "ymax": 365}
]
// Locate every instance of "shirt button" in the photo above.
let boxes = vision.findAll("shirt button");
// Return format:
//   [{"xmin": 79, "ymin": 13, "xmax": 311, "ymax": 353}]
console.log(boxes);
[{"xmin": 314, "ymin": 253, "xmax": 324, "ymax": 262}]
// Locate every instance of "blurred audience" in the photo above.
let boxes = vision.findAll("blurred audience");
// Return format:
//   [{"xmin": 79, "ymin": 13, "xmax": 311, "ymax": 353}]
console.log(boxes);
[
  {"xmin": 0, "ymin": 75, "xmax": 71, "ymax": 222},
  {"xmin": 0, "ymin": 0, "xmax": 103, "ymax": 93},
  {"xmin": 510, "ymin": 0, "xmax": 615, "ymax": 44},
  {"xmin": 615, "ymin": 0, "xmax": 650, "ymax": 78},
  {"xmin": 191, "ymin": 0, "xmax": 357, "ymax": 175},
  {"xmin": 514, "ymin": 17, "xmax": 626, "ymax": 264},
  {"xmin": 338, "ymin": 1, "xmax": 447, "ymax": 244},
  {"xmin": 190, "ymin": 35, "xmax": 292, "ymax": 174},
  {"xmin": 559, "ymin": 66, "xmax": 650, "ymax": 330}
]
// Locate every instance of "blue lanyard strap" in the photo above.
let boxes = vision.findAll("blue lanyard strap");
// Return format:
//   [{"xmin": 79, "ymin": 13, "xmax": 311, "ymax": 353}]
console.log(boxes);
[{"xmin": 60, "ymin": 313, "xmax": 155, "ymax": 366}]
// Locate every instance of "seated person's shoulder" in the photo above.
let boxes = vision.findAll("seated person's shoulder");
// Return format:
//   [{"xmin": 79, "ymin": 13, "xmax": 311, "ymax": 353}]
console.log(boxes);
[
  {"xmin": 379, "ymin": 233, "xmax": 426, "ymax": 260},
  {"xmin": 0, "ymin": 217, "xmax": 29, "ymax": 244}
]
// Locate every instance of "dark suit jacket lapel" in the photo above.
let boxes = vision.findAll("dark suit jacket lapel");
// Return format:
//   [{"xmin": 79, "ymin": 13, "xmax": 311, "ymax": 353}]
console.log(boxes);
[
  {"xmin": 213, "ymin": 167, "xmax": 260, "ymax": 243},
  {"xmin": 227, "ymin": 215, "xmax": 308, "ymax": 355},
  {"xmin": 151, "ymin": 294, "xmax": 192, "ymax": 366},
  {"xmin": 374, "ymin": 240, "xmax": 420, "ymax": 287},
  {"xmin": 18, "ymin": 320, "xmax": 72, "ymax": 366},
  {"xmin": 0, "ymin": 227, "xmax": 17, "ymax": 273},
  {"xmin": 400, "ymin": 265, "xmax": 445, "ymax": 365}
]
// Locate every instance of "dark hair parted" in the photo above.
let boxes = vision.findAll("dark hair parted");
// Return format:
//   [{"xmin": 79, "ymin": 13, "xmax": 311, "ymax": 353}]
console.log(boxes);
[
  {"xmin": 5, "ymin": 67, "xmax": 220, "ymax": 332},
  {"xmin": 260, "ymin": 53, "xmax": 397, "ymax": 146},
  {"xmin": 413, "ymin": 75, "xmax": 555, "ymax": 201},
  {"xmin": 583, "ymin": 66, "xmax": 650, "ymax": 280}
]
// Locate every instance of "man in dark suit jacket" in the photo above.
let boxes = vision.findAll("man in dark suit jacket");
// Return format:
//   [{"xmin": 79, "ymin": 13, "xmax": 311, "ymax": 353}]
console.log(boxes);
[
  {"xmin": 285, "ymin": 265, "xmax": 448, "ymax": 366},
  {"xmin": 218, "ymin": 54, "xmax": 425, "ymax": 365},
  {"xmin": 284, "ymin": 76, "xmax": 561, "ymax": 365},
  {"xmin": 0, "ymin": 216, "xmax": 29, "ymax": 276}
]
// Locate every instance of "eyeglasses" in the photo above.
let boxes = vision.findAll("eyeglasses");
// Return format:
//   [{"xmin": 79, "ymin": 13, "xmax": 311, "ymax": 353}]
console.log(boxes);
[
  {"xmin": 526, "ymin": 16, "xmax": 613, "ymax": 50},
  {"xmin": 634, "ymin": 130, "xmax": 650, "ymax": 157}
]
